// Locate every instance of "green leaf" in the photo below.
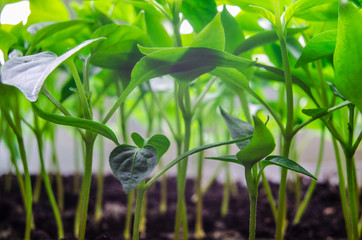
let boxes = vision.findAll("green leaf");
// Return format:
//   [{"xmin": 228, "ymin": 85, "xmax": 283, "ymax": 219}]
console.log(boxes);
[
  {"xmin": 28, "ymin": 20, "xmax": 90, "ymax": 52},
  {"xmin": 236, "ymin": 116, "xmax": 275, "ymax": 167},
  {"xmin": 216, "ymin": 0, "xmax": 275, "ymax": 13},
  {"xmin": 27, "ymin": 0, "xmax": 69, "ymax": 25},
  {"xmin": 190, "ymin": 13, "xmax": 224, "ymax": 51},
  {"xmin": 114, "ymin": 47, "xmax": 255, "ymax": 107},
  {"xmin": 181, "ymin": 0, "xmax": 218, "ymax": 33},
  {"xmin": 220, "ymin": 6, "xmax": 244, "ymax": 53},
  {"xmin": 302, "ymin": 107, "xmax": 329, "ymax": 117},
  {"xmin": 295, "ymin": 29, "xmax": 337, "ymax": 67},
  {"xmin": 211, "ymin": 67, "xmax": 250, "ymax": 91},
  {"xmin": 0, "ymin": 38, "xmax": 105, "ymax": 102},
  {"xmin": 131, "ymin": 132, "xmax": 145, "ymax": 148},
  {"xmin": 334, "ymin": 1, "xmax": 362, "ymax": 111},
  {"xmin": 90, "ymin": 24, "xmax": 151, "ymax": 70},
  {"xmin": 234, "ymin": 28, "xmax": 307, "ymax": 55},
  {"xmin": 0, "ymin": 29, "xmax": 17, "ymax": 59},
  {"xmin": 250, "ymin": 6, "xmax": 275, "ymax": 26},
  {"xmin": 206, "ymin": 155, "xmax": 243, "ymax": 165},
  {"xmin": 32, "ymin": 104, "xmax": 119, "ymax": 145},
  {"xmin": 220, "ymin": 107, "xmax": 253, "ymax": 150},
  {"xmin": 109, "ymin": 144, "xmax": 157, "ymax": 194},
  {"xmin": 145, "ymin": 134, "xmax": 170, "ymax": 160},
  {"xmin": 284, "ymin": 0, "xmax": 331, "ymax": 25},
  {"xmin": 261, "ymin": 155, "xmax": 317, "ymax": 180}
]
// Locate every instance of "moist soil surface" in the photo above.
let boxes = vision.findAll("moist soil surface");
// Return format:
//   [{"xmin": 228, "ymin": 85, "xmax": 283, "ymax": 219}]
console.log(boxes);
[{"xmin": 0, "ymin": 175, "xmax": 349, "ymax": 240}]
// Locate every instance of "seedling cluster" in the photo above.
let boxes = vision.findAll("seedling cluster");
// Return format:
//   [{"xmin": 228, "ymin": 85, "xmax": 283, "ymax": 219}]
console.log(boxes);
[{"xmin": 0, "ymin": 0, "xmax": 361, "ymax": 240}]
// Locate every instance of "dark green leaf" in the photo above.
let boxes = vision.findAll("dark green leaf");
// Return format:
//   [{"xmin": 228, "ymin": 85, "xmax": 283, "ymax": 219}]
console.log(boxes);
[
  {"xmin": 0, "ymin": 38, "xmax": 104, "ymax": 102},
  {"xmin": 236, "ymin": 116, "xmax": 275, "ymax": 167},
  {"xmin": 32, "ymin": 104, "xmax": 119, "ymax": 145},
  {"xmin": 109, "ymin": 144, "xmax": 157, "ymax": 194},
  {"xmin": 206, "ymin": 155, "xmax": 243, "ymax": 165},
  {"xmin": 295, "ymin": 29, "xmax": 336, "ymax": 67},
  {"xmin": 181, "ymin": 0, "xmax": 218, "ymax": 33},
  {"xmin": 145, "ymin": 134, "xmax": 170, "ymax": 160},
  {"xmin": 131, "ymin": 132, "xmax": 145, "ymax": 148},
  {"xmin": 334, "ymin": 1, "xmax": 362, "ymax": 111},
  {"xmin": 261, "ymin": 155, "xmax": 317, "ymax": 180},
  {"xmin": 220, "ymin": 107, "xmax": 253, "ymax": 150}
]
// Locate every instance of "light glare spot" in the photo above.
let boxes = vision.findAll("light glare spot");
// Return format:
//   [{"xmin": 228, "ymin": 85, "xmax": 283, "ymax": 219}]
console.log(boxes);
[
  {"xmin": 258, "ymin": 18, "xmax": 273, "ymax": 30},
  {"xmin": 180, "ymin": 19, "xmax": 193, "ymax": 34},
  {"xmin": 0, "ymin": 50, "xmax": 4, "ymax": 65},
  {"xmin": 298, "ymin": 36, "xmax": 306, "ymax": 47},
  {"xmin": 0, "ymin": 1, "xmax": 30, "ymax": 25},
  {"xmin": 226, "ymin": 5, "xmax": 241, "ymax": 16}
]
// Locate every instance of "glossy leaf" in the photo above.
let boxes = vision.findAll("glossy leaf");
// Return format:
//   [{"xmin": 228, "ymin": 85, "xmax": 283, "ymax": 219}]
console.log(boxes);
[
  {"xmin": 234, "ymin": 28, "xmax": 307, "ymax": 55},
  {"xmin": 334, "ymin": 1, "xmax": 362, "ymax": 111},
  {"xmin": 220, "ymin": 107, "xmax": 253, "ymax": 150},
  {"xmin": 91, "ymin": 24, "xmax": 151, "ymax": 70},
  {"xmin": 295, "ymin": 29, "xmax": 336, "ymax": 67},
  {"xmin": 109, "ymin": 144, "xmax": 157, "ymax": 194},
  {"xmin": 0, "ymin": 38, "xmax": 104, "ymax": 102},
  {"xmin": 260, "ymin": 155, "xmax": 316, "ymax": 180},
  {"xmin": 131, "ymin": 132, "xmax": 145, "ymax": 148},
  {"xmin": 32, "ymin": 104, "xmax": 119, "ymax": 145},
  {"xmin": 181, "ymin": 0, "xmax": 218, "ymax": 33},
  {"xmin": 144, "ymin": 134, "xmax": 170, "ymax": 160},
  {"xmin": 236, "ymin": 116, "xmax": 275, "ymax": 167},
  {"xmin": 0, "ymin": 30, "xmax": 17, "ymax": 59}
]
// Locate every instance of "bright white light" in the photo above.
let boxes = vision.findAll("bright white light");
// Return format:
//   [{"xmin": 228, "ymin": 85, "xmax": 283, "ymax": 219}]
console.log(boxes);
[
  {"xmin": 0, "ymin": 50, "xmax": 4, "ymax": 65},
  {"xmin": 180, "ymin": 19, "xmax": 193, "ymax": 34},
  {"xmin": 298, "ymin": 35, "xmax": 306, "ymax": 47},
  {"xmin": 0, "ymin": 1, "xmax": 30, "ymax": 25},
  {"xmin": 217, "ymin": 5, "xmax": 241, "ymax": 17},
  {"xmin": 258, "ymin": 18, "xmax": 273, "ymax": 30}
]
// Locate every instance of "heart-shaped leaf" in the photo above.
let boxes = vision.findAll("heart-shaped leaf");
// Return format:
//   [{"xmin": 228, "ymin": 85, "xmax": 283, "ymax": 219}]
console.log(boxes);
[
  {"xmin": 0, "ymin": 38, "xmax": 105, "ymax": 102},
  {"xmin": 32, "ymin": 104, "xmax": 119, "ymax": 145},
  {"xmin": 144, "ymin": 134, "xmax": 170, "ymax": 160},
  {"xmin": 109, "ymin": 144, "xmax": 157, "ymax": 194},
  {"xmin": 295, "ymin": 29, "xmax": 336, "ymax": 67},
  {"xmin": 236, "ymin": 116, "xmax": 275, "ymax": 167},
  {"xmin": 334, "ymin": 1, "xmax": 362, "ymax": 111},
  {"xmin": 220, "ymin": 107, "xmax": 253, "ymax": 150},
  {"xmin": 260, "ymin": 155, "xmax": 316, "ymax": 180}
]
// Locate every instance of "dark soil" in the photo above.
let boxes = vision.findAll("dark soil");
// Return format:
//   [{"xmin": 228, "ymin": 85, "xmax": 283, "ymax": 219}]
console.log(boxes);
[{"xmin": 0, "ymin": 175, "xmax": 349, "ymax": 240}]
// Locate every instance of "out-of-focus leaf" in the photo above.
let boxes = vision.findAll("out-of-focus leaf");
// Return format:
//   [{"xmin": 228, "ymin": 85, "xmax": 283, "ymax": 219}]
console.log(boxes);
[
  {"xmin": 260, "ymin": 155, "xmax": 316, "ymax": 180},
  {"xmin": 294, "ymin": 1, "xmax": 338, "ymax": 21},
  {"xmin": 250, "ymin": 6, "xmax": 275, "ymax": 26},
  {"xmin": 216, "ymin": 0, "xmax": 275, "ymax": 13},
  {"xmin": 181, "ymin": 0, "xmax": 218, "ymax": 33},
  {"xmin": 145, "ymin": 134, "xmax": 170, "ymax": 160},
  {"xmin": 32, "ymin": 104, "xmax": 119, "ymax": 145},
  {"xmin": 334, "ymin": 1, "xmax": 362, "ymax": 111},
  {"xmin": 0, "ymin": 29, "xmax": 17, "ymax": 59},
  {"xmin": 236, "ymin": 116, "xmax": 275, "ymax": 167},
  {"xmin": 91, "ymin": 24, "xmax": 150, "ymax": 70},
  {"xmin": 0, "ymin": 38, "xmax": 104, "ymax": 101},
  {"xmin": 234, "ymin": 28, "xmax": 307, "ymax": 55},
  {"xmin": 211, "ymin": 67, "xmax": 250, "ymax": 91},
  {"xmin": 295, "ymin": 29, "xmax": 336, "ymax": 67},
  {"xmin": 220, "ymin": 107, "xmax": 253, "ymax": 150},
  {"xmin": 285, "ymin": 0, "xmax": 331, "ymax": 25},
  {"xmin": 109, "ymin": 144, "xmax": 157, "ymax": 194},
  {"xmin": 302, "ymin": 107, "xmax": 328, "ymax": 117},
  {"xmin": 206, "ymin": 155, "xmax": 243, "ymax": 165},
  {"xmin": 27, "ymin": 0, "xmax": 69, "ymax": 25}
]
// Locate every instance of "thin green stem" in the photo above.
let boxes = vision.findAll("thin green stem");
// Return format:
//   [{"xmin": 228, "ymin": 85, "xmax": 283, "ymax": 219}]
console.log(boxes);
[
  {"xmin": 245, "ymin": 166, "xmax": 257, "ymax": 240},
  {"xmin": 94, "ymin": 135, "xmax": 105, "ymax": 222},
  {"xmin": 221, "ymin": 163, "xmax": 231, "ymax": 217},
  {"xmin": 293, "ymin": 127, "xmax": 325, "ymax": 224},
  {"xmin": 77, "ymin": 138, "xmax": 95, "ymax": 240},
  {"xmin": 124, "ymin": 190, "xmax": 135, "ymax": 240},
  {"xmin": 132, "ymin": 181, "xmax": 145, "ymax": 240}
]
